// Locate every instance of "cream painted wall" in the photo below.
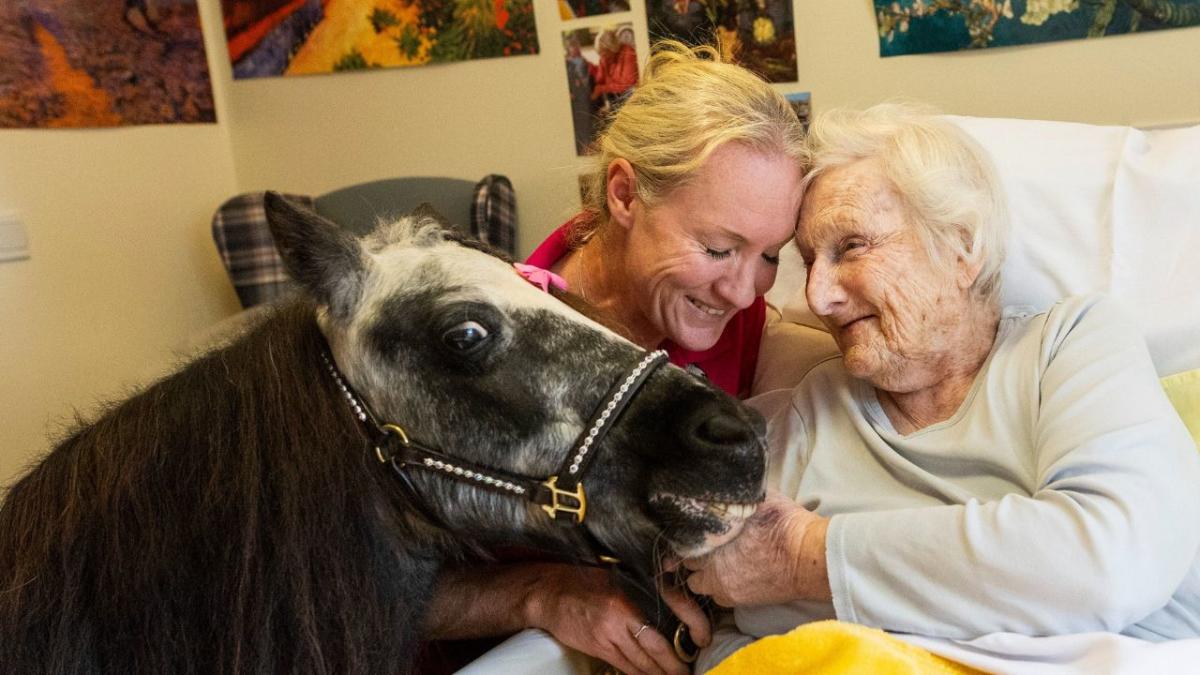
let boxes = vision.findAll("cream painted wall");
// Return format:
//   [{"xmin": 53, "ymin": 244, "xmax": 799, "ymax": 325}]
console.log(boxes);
[
  {"xmin": 0, "ymin": 0, "xmax": 241, "ymax": 485},
  {"xmin": 795, "ymin": 2, "xmax": 1200, "ymax": 128},
  {"xmin": 2, "ymin": 0, "xmax": 1196, "ymax": 487},
  {"xmin": 221, "ymin": 0, "xmax": 1200, "ymax": 259}
]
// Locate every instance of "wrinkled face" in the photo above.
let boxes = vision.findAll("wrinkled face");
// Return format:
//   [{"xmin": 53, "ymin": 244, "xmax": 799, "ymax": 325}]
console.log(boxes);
[
  {"xmin": 264, "ymin": 196, "xmax": 766, "ymax": 574},
  {"xmin": 795, "ymin": 159, "xmax": 970, "ymax": 392},
  {"xmin": 623, "ymin": 144, "xmax": 802, "ymax": 352}
]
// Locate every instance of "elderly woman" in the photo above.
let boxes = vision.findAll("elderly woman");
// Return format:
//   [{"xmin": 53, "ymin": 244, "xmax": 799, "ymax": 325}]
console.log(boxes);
[
  {"xmin": 421, "ymin": 42, "xmax": 806, "ymax": 675},
  {"xmin": 684, "ymin": 103, "xmax": 1200, "ymax": 671}
]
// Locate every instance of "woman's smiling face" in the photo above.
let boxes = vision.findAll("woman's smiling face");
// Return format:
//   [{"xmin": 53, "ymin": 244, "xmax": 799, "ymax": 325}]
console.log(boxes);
[
  {"xmin": 796, "ymin": 159, "xmax": 971, "ymax": 392},
  {"xmin": 621, "ymin": 143, "xmax": 803, "ymax": 352}
]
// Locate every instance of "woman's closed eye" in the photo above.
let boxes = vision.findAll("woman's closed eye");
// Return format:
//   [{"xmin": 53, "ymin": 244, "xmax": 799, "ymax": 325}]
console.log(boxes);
[
  {"xmin": 705, "ymin": 247, "xmax": 733, "ymax": 260},
  {"xmin": 838, "ymin": 238, "xmax": 868, "ymax": 258}
]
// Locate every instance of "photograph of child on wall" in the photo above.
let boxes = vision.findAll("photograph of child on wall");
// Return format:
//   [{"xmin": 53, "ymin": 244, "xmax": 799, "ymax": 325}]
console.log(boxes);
[
  {"xmin": 0, "ymin": 0, "xmax": 215, "ymax": 128},
  {"xmin": 562, "ymin": 23, "xmax": 638, "ymax": 156},
  {"xmin": 558, "ymin": 0, "xmax": 630, "ymax": 21},
  {"xmin": 646, "ymin": 0, "xmax": 797, "ymax": 83},
  {"xmin": 222, "ymin": 0, "xmax": 539, "ymax": 79}
]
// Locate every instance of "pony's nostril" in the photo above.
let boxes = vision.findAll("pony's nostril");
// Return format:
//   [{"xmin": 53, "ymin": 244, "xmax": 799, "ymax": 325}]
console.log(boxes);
[{"xmin": 695, "ymin": 412, "xmax": 754, "ymax": 445}]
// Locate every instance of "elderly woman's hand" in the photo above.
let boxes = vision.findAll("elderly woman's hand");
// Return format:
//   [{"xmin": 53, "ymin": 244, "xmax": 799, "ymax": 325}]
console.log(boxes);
[{"xmin": 679, "ymin": 491, "xmax": 831, "ymax": 607}]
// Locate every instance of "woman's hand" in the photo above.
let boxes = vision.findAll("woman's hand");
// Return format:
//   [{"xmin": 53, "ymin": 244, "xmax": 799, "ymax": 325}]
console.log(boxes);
[
  {"xmin": 524, "ymin": 564, "xmax": 710, "ymax": 675},
  {"xmin": 680, "ymin": 491, "xmax": 832, "ymax": 607}
]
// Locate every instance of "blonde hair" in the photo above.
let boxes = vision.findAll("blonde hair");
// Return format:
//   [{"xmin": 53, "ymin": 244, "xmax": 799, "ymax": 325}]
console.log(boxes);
[
  {"xmin": 573, "ymin": 40, "xmax": 805, "ymax": 246},
  {"xmin": 799, "ymin": 102, "xmax": 1009, "ymax": 303}
]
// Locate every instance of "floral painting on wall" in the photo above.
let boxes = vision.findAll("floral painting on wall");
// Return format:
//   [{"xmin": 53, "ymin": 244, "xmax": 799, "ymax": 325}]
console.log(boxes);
[
  {"xmin": 0, "ymin": 0, "xmax": 215, "ymax": 128},
  {"xmin": 223, "ymin": 0, "xmax": 539, "ymax": 79},
  {"xmin": 646, "ymin": 0, "xmax": 797, "ymax": 83},
  {"xmin": 876, "ymin": 0, "xmax": 1200, "ymax": 56}
]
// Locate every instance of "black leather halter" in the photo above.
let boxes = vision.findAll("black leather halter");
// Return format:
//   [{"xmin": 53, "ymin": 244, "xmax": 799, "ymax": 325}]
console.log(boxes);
[
  {"xmin": 322, "ymin": 346, "xmax": 703, "ymax": 662},
  {"xmin": 322, "ymin": 348, "xmax": 669, "ymax": 535}
]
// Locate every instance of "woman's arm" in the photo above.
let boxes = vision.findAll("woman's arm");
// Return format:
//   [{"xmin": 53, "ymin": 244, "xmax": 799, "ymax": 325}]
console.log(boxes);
[{"xmin": 424, "ymin": 562, "xmax": 710, "ymax": 675}]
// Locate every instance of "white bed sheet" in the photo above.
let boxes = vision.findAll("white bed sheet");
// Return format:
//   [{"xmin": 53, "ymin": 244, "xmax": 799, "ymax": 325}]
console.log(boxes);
[{"xmin": 901, "ymin": 631, "xmax": 1200, "ymax": 674}]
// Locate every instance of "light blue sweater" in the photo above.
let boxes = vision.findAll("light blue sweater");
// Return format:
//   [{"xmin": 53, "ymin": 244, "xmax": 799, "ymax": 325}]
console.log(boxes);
[{"xmin": 700, "ymin": 295, "xmax": 1200, "ymax": 671}]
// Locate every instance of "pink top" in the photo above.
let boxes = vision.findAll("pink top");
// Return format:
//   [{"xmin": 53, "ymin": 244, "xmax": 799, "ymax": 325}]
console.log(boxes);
[{"xmin": 526, "ymin": 222, "xmax": 766, "ymax": 399}]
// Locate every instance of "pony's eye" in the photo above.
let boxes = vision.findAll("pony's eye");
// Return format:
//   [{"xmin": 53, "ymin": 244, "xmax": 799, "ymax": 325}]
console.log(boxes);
[{"xmin": 442, "ymin": 321, "xmax": 490, "ymax": 352}]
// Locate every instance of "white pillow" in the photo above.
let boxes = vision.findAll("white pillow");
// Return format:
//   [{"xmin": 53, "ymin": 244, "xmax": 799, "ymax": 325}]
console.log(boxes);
[
  {"xmin": 1107, "ymin": 123, "xmax": 1200, "ymax": 378},
  {"xmin": 767, "ymin": 116, "xmax": 1200, "ymax": 377}
]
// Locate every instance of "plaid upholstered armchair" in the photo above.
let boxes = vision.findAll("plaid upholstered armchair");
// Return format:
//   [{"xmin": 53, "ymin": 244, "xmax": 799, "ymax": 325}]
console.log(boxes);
[{"xmin": 212, "ymin": 175, "xmax": 516, "ymax": 308}]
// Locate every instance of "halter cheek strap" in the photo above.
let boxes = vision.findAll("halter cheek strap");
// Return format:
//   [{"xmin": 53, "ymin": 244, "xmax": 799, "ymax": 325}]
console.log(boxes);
[
  {"xmin": 543, "ymin": 347, "xmax": 667, "ymax": 523},
  {"xmin": 322, "ymin": 349, "xmax": 669, "ymax": 528}
]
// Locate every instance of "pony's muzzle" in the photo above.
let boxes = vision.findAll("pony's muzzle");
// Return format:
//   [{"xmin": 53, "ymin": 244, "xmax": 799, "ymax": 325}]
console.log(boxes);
[
  {"xmin": 677, "ymin": 401, "xmax": 768, "ymax": 497},
  {"xmin": 683, "ymin": 401, "xmax": 766, "ymax": 454},
  {"xmin": 692, "ymin": 407, "xmax": 759, "ymax": 446}
]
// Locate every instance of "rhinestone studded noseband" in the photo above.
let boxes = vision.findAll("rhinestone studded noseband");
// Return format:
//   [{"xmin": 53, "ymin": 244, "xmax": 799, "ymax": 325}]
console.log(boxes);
[{"xmin": 323, "ymin": 348, "xmax": 669, "ymax": 528}]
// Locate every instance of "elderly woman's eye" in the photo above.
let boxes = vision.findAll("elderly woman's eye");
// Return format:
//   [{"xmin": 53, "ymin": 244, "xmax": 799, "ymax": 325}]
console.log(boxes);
[
  {"xmin": 840, "ymin": 239, "xmax": 867, "ymax": 256},
  {"xmin": 762, "ymin": 252, "xmax": 781, "ymax": 265},
  {"xmin": 705, "ymin": 247, "xmax": 732, "ymax": 260},
  {"xmin": 442, "ymin": 320, "xmax": 490, "ymax": 352}
]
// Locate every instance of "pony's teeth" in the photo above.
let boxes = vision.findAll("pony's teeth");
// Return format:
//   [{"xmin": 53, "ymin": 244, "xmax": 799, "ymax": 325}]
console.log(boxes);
[
  {"xmin": 703, "ymin": 501, "xmax": 754, "ymax": 520},
  {"xmin": 727, "ymin": 503, "xmax": 755, "ymax": 519}
]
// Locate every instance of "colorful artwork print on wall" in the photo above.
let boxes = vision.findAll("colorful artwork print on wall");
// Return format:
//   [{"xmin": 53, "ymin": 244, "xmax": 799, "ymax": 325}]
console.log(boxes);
[
  {"xmin": 0, "ymin": 0, "xmax": 215, "ymax": 128},
  {"xmin": 563, "ymin": 23, "xmax": 638, "ymax": 156},
  {"xmin": 876, "ymin": 0, "xmax": 1200, "ymax": 56},
  {"xmin": 646, "ymin": 0, "xmax": 797, "ymax": 83},
  {"xmin": 223, "ymin": 0, "xmax": 538, "ymax": 79},
  {"xmin": 558, "ymin": 0, "xmax": 630, "ymax": 21}
]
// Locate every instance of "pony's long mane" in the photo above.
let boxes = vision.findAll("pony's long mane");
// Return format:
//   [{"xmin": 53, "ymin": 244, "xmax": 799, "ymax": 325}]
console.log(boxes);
[{"xmin": 0, "ymin": 301, "xmax": 434, "ymax": 675}]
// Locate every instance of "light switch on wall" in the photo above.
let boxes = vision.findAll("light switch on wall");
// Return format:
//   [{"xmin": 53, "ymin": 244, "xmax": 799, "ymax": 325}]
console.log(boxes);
[{"xmin": 0, "ymin": 211, "xmax": 30, "ymax": 262}]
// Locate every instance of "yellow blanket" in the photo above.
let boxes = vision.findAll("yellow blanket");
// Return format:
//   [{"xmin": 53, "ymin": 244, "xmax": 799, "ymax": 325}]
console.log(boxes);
[{"xmin": 710, "ymin": 621, "xmax": 984, "ymax": 675}]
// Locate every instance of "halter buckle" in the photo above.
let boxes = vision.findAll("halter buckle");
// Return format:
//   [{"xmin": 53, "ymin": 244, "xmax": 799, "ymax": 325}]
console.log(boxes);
[
  {"xmin": 674, "ymin": 623, "xmax": 700, "ymax": 663},
  {"xmin": 375, "ymin": 423, "xmax": 411, "ymax": 464},
  {"xmin": 541, "ymin": 476, "xmax": 587, "ymax": 524}
]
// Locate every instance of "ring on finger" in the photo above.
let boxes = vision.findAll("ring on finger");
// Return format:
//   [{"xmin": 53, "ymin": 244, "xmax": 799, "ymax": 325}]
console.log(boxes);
[{"xmin": 632, "ymin": 621, "xmax": 650, "ymax": 639}]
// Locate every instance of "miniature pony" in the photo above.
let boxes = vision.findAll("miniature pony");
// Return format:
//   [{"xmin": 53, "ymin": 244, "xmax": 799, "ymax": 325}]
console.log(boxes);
[{"xmin": 0, "ymin": 193, "xmax": 766, "ymax": 674}]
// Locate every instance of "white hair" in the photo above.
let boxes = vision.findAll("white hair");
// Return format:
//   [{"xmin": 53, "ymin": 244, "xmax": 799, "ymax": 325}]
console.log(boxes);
[{"xmin": 799, "ymin": 102, "xmax": 1009, "ymax": 303}]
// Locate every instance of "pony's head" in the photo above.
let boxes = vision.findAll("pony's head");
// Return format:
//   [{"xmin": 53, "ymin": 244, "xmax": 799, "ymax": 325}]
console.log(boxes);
[{"xmin": 264, "ymin": 193, "xmax": 766, "ymax": 575}]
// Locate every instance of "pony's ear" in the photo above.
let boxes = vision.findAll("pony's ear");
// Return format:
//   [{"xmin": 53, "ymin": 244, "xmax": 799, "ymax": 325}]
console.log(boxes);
[
  {"xmin": 410, "ymin": 202, "xmax": 452, "ymax": 231},
  {"xmin": 264, "ymin": 191, "xmax": 364, "ymax": 319}
]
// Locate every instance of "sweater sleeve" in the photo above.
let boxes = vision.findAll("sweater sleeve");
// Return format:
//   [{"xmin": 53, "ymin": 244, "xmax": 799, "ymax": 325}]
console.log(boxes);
[
  {"xmin": 696, "ymin": 612, "xmax": 756, "ymax": 674},
  {"xmin": 828, "ymin": 296, "xmax": 1200, "ymax": 637}
]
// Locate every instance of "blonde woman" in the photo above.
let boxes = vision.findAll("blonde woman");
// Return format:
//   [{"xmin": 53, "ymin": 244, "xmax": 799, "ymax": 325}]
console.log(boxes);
[
  {"xmin": 423, "ymin": 41, "xmax": 806, "ymax": 675},
  {"xmin": 531, "ymin": 39, "xmax": 804, "ymax": 398}
]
